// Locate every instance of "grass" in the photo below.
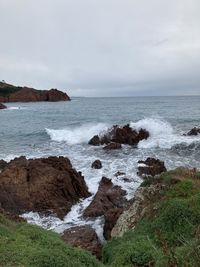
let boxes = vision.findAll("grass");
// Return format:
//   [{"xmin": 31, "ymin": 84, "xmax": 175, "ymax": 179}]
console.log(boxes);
[
  {"xmin": 1, "ymin": 168, "xmax": 200, "ymax": 267},
  {"xmin": 0, "ymin": 213, "xmax": 103, "ymax": 267},
  {"xmin": 103, "ymin": 169, "xmax": 200, "ymax": 266}
]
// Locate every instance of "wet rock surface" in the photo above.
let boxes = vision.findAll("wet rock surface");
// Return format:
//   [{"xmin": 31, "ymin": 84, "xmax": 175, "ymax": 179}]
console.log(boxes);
[
  {"xmin": 0, "ymin": 160, "xmax": 7, "ymax": 171},
  {"xmin": 88, "ymin": 124, "xmax": 149, "ymax": 147},
  {"xmin": 0, "ymin": 156, "xmax": 91, "ymax": 218},
  {"xmin": 83, "ymin": 177, "xmax": 128, "ymax": 239},
  {"xmin": 62, "ymin": 225, "xmax": 102, "ymax": 259},
  {"xmin": 91, "ymin": 160, "xmax": 102, "ymax": 169},
  {"xmin": 103, "ymin": 142, "xmax": 122, "ymax": 150},
  {"xmin": 137, "ymin": 157, "xmax": 167, "ymax": 177},
  {"xmin": 186, "ymin": 127, "xmax": 200, "ymax": 136}
]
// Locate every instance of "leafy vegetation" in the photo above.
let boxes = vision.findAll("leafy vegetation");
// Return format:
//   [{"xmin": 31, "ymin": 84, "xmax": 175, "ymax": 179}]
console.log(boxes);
[
  {"xmin": 103, "ymin": 169, "xmax": 200, "ymax": 266},
  {"xmin": 1, "ymin": 168, "xmax": 200, "ymax": 266},
  {"xmin": 0, "ymin": 83, "xmax": 22, "ymax": 97},
  {"xmin": 0, "ymin": 213, "xmax": 103, "ymax": 267}
]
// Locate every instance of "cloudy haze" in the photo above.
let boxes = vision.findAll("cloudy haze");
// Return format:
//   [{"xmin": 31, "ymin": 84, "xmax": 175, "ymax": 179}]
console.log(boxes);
[{"xmin": 0, "ymin": 0, "xmax": 200, "ymax": 96}]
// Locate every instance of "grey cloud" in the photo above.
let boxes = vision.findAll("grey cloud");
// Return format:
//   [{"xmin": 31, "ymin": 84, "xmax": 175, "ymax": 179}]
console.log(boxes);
[{"xmin": 0, "ymin": 0, "xmax": 200, "ymax": 96}]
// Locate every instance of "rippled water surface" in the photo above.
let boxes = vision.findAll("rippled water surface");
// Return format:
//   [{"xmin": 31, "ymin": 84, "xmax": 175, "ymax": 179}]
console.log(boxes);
[{"xmin": 1, "ymin": 96, "xmax": 200, "ymax": 236}]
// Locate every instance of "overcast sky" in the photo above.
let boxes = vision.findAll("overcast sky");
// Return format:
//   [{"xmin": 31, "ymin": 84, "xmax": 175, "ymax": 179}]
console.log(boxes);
[{"xmin": 0, "ymin": 0, "xmax": 200, "ymax": 97}]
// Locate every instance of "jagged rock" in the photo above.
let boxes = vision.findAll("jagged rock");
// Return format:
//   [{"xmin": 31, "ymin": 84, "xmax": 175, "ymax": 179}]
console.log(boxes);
[
  {"xmin": 0, "ymin": 156, "xmax": 91, "ymax": 218},
  {"xmin": 0, "ymin": 160, "xmax": 7, "ymax": 171},
  {"xmin": 0, "ymin": 81, "xmax": 70, "ymax": 102},
  {"xmin": 186, "ymin": 127, "xmax": 200, "ymax": 136},
  {"xmin": 88, "ymin": 135, "xmax": 101, "ymax": 146},
  {"xmin": 88, "ymin": 124, "xmax": 149, "ymax": 147},
  {"xmin": 83, "ymin": 177, "xmax": 127, "ymax": 218},
  {"xmin": 0, "ymin": 103, "xmax": 7, "ymax": 109},
  {"xmin": 91, "ymin": 160, "xmax": 102, "ymax": 169},
  {"xmin": 103, "ymin": 142, "xmax": 122, "ymax": 150},
  {"xmin": 62, "ymin": 225, "xmax": 102, "ymax": 259},
  {"xmin": 103, "ymin": 208, "xmax": 123, "ymax": 240},
  {"xmin": 111, "ymin": 183, "xmax": 166, "ymax": 238},
  {"xmin": 137, "ymin": 157, "xmax": 167, "ymax": 177}
]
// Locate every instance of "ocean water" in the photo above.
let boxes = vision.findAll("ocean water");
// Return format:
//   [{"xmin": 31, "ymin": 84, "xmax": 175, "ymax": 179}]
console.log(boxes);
[{"xmin": 1, "ymin": 96, "xmax": 200, "ymax": 239}]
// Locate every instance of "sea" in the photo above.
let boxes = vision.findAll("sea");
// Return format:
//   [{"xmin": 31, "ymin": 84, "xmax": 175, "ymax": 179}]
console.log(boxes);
[{"xmin": 1, "ymin": 96, "xmax": 200, "ymax": 240}]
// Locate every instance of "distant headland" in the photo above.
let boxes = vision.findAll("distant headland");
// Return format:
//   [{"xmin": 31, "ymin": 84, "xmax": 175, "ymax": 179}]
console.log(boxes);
[{"xmin": 0, "ymin": 81, "xmax": 70, "ymax": 102}]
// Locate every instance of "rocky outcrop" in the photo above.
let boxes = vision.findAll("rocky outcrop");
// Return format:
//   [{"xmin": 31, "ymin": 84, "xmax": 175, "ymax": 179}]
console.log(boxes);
[
  {"xmin": 186, "ymin": 127, "xmax": 200, "ymax": 136},
  {"xmin": 88, "ymin": 124, "xmax": 149, "ymax": 147},
  {"xmin": 137, "ymin": 157, "xmax": 166, "ymax": 177},
  {"xmin": 91, "ymin": 160, "xmax": 102, "ymax": 169},
  {"xmin": 83, "ymin": 177, "xmax": 128, "ymax": 239},
  {"xmin": 0, "ymin": 81, "xmax": 70, "ymax": 102},
  {"xmin": 111, "ymin": 183, "xmax": 166, "ymax": 238},
  {"xmin": 103, "ymin": 208, "xmax": 123, "ymax": 240},
  {"xmin": 62, "ymin": 225, "xmax": 102, "ymax": 259},
  {"xmin": 0, "ymin": 103, "xmax": 7, "ymax": 109},
  {"xmin": 0, "ymin": 156, "xmax": 91, "ymax": 218}
]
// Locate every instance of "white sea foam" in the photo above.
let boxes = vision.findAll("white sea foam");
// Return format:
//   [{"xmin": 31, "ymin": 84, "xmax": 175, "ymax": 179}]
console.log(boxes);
[
  {"xmin": 130, "ymin": 117, "xmax": 200, "ymax": 149},
  {"xmin": 7, "ymin": 106, "xmax": 26, "ymax": 110},
  {"xmin": 46, "ymin": 123, "xmax": 109, "ymax": 145}
]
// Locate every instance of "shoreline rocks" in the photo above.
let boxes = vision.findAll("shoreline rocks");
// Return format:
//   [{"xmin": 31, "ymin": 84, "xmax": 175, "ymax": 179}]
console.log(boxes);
[
  {"xmin": 83, "ymin": 177, "xmax": 128, "ymax": 239},
  {"xmin": 62, "ymin": 225, "xmax": 102, "ymax": 259},
  {"xmin": 91, "ymin": 160, "xmax": 102, "ymax": 169},
  {"xmin": 0, "ymin": 81, "xmax": 70, "ymax": 102},
  {"xmin": 186, "ymin": 127, "xmax": 200, "ymax": 136},
  {"xmin": 0, "ymin": 156, "xmax": 91, "ymax": 218},
  {"xmin": 137, "ymin": 157, "xmax": 167, "ymax": 177},
  {"xmin": 88, "ymin": 124, "xmax": 149, "ymax": 148}
]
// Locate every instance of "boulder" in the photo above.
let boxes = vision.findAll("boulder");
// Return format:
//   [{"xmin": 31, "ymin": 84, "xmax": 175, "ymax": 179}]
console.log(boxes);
[
  {"xmin": 88, "ymin": 124, "xmax": 149, "ymax": 147},
  {"xmin": 0, "ymin": 156, "xmax": 91, "ymax": 218},
  {"xmin": 62, "ymin": 225, "xmax": 102, "ymax": 259},
  {"xmin": 0, "ymin": 103, "xmax": 7, "ymax": 109},
  {"xmin": 186, "ymin": 127, "xmax": 200, "ymax": 136},
  {"xmin": 88, "ymin": 135, "xmax": 101, "ymax": 146},
  {"xmin": 91, "ymin": 160, "xmax": 102, "ymax": 169},
  {"xmin": 137, "ymin": 157, "xmax": 167, "ymax": 177},
  {"xmin": 103, "ymin": 142, "xmax": 122, "ymax": 150},
  {"xmin": 83, "ymin": 177, "xmax": 127, "ymax": 218}
]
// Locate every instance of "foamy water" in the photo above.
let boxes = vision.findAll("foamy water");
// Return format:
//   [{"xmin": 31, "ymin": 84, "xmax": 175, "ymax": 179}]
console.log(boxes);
[{"xmin": 1, "ymin": 97, "xmax": 200, "ymax": 238}]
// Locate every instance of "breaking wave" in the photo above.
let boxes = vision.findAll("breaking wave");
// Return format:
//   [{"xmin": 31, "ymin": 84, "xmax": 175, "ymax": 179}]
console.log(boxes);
[
  {"xmin": 130, "ymin": 118, "xmax": 200, "ymax": 149},
  {"xmin": 46, "ymin": 123, "xmax": 109, "ymax": 145}
]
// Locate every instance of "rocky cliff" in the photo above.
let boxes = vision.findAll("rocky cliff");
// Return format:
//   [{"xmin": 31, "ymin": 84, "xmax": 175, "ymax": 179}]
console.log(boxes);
[{"xmin": 0, "ymin": 81, "xmax": 70, "ymax": 102}]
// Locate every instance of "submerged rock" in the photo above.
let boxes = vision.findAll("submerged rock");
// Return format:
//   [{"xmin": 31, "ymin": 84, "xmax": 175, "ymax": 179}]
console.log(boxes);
[
  {"xmin": 103, "ymin": 142, "xmax": 122, "ymax": 150},
  {"xmin": 0, "ymin": 156, "xmax": 91, "ymax": 218},
  {"xmin": 62, "ymin": 225, "xmax": 102, "ymax": 259},
  {"xmin": 88, "ymin": 124, "xmax": 149, "ymax": 147},
  {"xmin": 137, "ymin": 157, "xmax": 166, "ymax": 177},
  {"xmin": 91, "ymin": 160, "xmax": 102, "ymax": 169},
  {"xmin": 186, "ymin": 127, "xmax": 200, "ymax": 136}
]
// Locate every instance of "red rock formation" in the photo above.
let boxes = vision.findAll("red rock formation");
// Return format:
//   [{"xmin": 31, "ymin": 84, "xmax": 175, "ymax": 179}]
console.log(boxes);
[
  {"xmin": 88, "ymin": 124, "xmax": 149, "ymax": 147},
  {"xmin": 62, "ymin": 225, "xmax": 102, "ymax": 259},
  {"xmin": 137, "ymin": 157, "xmax": 167, "ymax": 177},
  {"xmin": 0, "ymin": 82, "xmax": 70, "ymax": 102},
  {"xmin": 0, "ymin": 156, "xmax": 91, "ymax": 218}
]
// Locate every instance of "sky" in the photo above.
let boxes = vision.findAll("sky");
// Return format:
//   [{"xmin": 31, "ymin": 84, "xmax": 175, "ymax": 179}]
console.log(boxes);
[{"xmin": 0, "ymin": 0, "xmax": 200, "ymax": 97}]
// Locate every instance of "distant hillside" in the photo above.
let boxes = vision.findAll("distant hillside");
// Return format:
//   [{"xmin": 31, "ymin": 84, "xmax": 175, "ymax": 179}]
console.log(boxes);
[{"xmin": 0, "ymin": 81, "xmax": 70, "ymax": 102}]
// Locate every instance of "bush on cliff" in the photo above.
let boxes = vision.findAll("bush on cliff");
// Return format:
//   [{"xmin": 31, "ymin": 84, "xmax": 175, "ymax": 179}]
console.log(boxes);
[
  {"xmin": 103, "ymin": 170, "xmax": 200, "ymax": 266},
  {"xmin": 0, "ymin": 213, "xmax": 103, "ymax": 267}
]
